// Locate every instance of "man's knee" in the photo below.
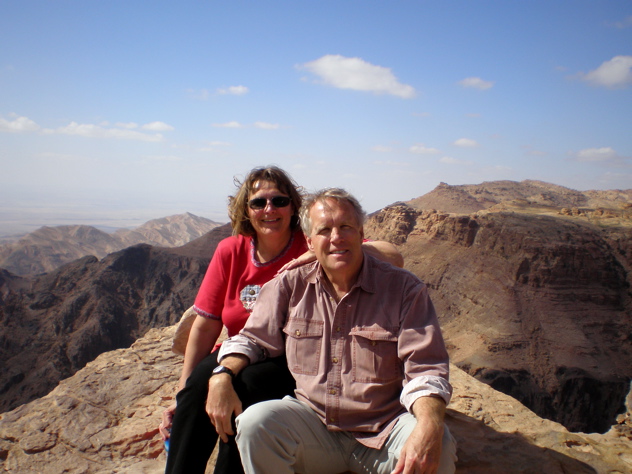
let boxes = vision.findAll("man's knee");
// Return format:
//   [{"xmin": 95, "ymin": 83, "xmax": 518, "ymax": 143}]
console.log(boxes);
[
  {"xmin": 236, "ymin": 399, "xmax": 281, "ymax": 440},
  {"xmin": 438, "ymin": 424, "xmax": 457, "ymax": 474}
]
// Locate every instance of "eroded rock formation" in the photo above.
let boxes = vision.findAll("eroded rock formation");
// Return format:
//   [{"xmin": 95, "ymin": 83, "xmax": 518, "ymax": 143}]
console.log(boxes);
[
  {"xmin": 365, "ymin": 182, "xmax": 632, "ymax": 434},
  {"xmin": 0, "ymin": 225, "xmax": 232, "ymax": 414}
]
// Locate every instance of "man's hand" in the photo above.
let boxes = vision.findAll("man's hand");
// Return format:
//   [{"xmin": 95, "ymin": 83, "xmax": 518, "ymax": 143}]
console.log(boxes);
[
  {"xmin": 158, "ymin": 403, "xmax": 176, "ymax": 441},
  {"xmin": 206, "ymin": 373, "xmax": 243, "ymax": 442},
  {"xmin": 391, "ymin": 397, "xmax": 446, "ymax": 474}
]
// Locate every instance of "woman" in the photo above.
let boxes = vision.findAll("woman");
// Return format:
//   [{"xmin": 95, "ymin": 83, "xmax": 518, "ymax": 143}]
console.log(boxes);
[{"xmin": 160, "ymin": 166, "xmax": 402, "ymax": 474}]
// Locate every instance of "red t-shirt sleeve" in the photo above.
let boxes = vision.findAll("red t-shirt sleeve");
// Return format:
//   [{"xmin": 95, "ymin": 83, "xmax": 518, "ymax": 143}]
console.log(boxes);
[{"xmin": 193, "ymin": 237, "xmax": 233, "ymax": 320}]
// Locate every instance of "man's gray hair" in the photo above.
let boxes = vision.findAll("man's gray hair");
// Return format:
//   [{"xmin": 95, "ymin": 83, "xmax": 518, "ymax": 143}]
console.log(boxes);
[{"xmin": 299, "ymin": 188, "xmax": 366, "ymax": 235}]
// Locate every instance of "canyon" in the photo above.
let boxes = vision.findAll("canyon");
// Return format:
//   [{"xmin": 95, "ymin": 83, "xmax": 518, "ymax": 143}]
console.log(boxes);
[{"xmin": 1, "ymin": 179, "xmax": 631, "ymax": 472}]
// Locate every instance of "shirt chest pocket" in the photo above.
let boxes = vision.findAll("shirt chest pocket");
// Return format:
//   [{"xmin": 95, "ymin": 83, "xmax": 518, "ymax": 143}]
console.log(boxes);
[
  {"xmin": 283, "ymin": 318, "xmax": 324, "ymax": 376},
  {"xmin": 350, "ymin": 326, "xmax": 401, "ymax": 383}
]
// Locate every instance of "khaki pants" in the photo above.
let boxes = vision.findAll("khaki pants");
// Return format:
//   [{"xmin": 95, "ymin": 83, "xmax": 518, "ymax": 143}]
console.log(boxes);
[{"xmin": 236, "ymin": 396, "xmax": 457, "ymax": 474}]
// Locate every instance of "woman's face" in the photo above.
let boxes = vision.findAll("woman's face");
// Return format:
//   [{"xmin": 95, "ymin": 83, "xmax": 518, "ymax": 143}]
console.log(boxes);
[{"xmin": 247, "ymin": 180, "xmax": 294, "ymax": 239}]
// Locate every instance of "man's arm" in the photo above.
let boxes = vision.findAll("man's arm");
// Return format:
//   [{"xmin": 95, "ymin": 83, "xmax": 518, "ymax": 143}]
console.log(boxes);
[
  {"xmin": 206, "ymin": 354, "xmax": 250, "ymax": 442},
  {"xmin": 391, "ymin": 396, "xmax": 446, "ymax": 474}
]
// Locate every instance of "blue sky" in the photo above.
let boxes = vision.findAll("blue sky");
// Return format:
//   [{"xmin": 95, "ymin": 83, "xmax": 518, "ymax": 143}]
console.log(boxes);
[{"xmin": 1, "ymin": 1, "xmax": 631, "ymax": 235}]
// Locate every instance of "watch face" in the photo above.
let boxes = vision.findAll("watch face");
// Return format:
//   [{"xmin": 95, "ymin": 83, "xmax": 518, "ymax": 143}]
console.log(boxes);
[{"xmin": 213, "ymin": 365, "xmax": 233, "ymax": 377}]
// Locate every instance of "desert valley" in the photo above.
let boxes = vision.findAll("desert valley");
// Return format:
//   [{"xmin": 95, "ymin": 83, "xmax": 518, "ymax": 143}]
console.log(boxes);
[{"xmin": 0, "ymin": 179, "xmax": 630, "ymax": 473}]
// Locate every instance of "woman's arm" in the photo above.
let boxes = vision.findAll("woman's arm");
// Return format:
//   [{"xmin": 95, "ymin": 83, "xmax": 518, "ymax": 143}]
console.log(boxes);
[
  {"xmin": 159, "ymin": 315, "xmax": 223, "ymax": 441},
  {"xmin": 362, "ymin": 240, "xmax": 404, "ymax": 268},
  {"xmin": 178, "ymin": 315, "xmax": 224, "ymax": 391}
]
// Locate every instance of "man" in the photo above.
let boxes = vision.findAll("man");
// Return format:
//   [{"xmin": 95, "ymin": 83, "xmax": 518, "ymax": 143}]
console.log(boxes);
[{"xmin": 207, "ymin": 188, "xmax": 457, "ymax": 474}]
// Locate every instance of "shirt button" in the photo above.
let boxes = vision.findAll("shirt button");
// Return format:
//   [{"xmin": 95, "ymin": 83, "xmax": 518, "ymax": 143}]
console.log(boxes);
[
  {"xmin": 332, "ymin": 357, "xmax": 338, "ymax": 364},
  {"xmin": 295, "ymin": 330, "xmax": 301, "ymax": 336},
  {"xmin": 329, "ymin": 389, "xmax": 337, "ymax": 395},
  {"xmin": 371, "ymin": 341, "xmax": 377, "ymax": 346},
  {"xmin": 330, "ymin": 417, "xmax": 335, "ymax": 422},
  {"xmin": 336, "ymin": 326, "xmax": 341, "ymax": 332}
]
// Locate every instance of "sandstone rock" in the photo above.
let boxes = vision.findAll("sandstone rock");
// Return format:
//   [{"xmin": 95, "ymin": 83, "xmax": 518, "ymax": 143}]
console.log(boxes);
[{"xmin": 0, "ymin": 325, "xmax": 629, "ymax": 473}]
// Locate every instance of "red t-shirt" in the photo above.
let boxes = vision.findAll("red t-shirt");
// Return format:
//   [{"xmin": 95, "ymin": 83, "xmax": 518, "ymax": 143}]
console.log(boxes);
[{"xmin": 193, "ymin": 229, "xmax": 308, "ymax": 338}]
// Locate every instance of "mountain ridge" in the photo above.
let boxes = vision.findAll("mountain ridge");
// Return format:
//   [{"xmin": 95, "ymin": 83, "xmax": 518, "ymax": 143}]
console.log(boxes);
[
  {"xmin": 0, "ymin": 212, "xmax": 223, "ymax": 276},
  {"xmin": 1, "ymin": 179, "xmax": 630, "ymax": 448}
]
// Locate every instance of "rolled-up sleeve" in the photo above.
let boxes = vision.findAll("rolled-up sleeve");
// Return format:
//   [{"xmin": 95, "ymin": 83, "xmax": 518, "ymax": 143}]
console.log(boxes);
[
  {"xmin": 400, "ymin": 375, "xmax": 452, "ymax": 410},
  {"xmin": 218, "ymin": 334, "xmax": 266, "ymax": 364}
]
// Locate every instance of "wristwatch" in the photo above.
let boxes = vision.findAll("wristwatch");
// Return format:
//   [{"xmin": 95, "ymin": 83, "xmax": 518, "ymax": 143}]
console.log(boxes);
[{"xmin": 212, "ymin": 365, "xmax": 236, "ymax": 378}]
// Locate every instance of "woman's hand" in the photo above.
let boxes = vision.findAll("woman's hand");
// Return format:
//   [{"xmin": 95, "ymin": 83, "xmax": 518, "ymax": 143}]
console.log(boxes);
[
  {"xmin": 277, "ymin": 249, "xmax": 316, "ymax": 274},
  {"xmin": 159, "ymin": 403, "xmax": 177, "ymax": 441}
]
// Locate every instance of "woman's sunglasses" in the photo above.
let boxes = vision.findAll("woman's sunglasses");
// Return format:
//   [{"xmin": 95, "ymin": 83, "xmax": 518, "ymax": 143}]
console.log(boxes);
[{"xmin": 248, "ymin": 196, "xmax": 292, "ymax": 210}]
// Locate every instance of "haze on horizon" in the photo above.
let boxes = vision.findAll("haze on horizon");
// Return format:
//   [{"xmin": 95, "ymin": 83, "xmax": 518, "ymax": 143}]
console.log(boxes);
[{"xmin": 1, "ymin": 1, "xmax": 631, "ymax": 237}]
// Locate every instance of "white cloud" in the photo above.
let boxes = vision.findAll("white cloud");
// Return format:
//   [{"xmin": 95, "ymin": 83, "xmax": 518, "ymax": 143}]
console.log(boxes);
[
  {"xmin": 217, "ymin": 85, "xmax": 249, "ymax": 95},
  {"xmin": 522, "ymin": 145, "xmax": 547, "ymax": 156},
  {"xmin": 197, "ymin": 141, "xmax": 231, "ymax": 152},
  {"xmin": 372, "ymin": 145, "xmax": 393, "ymax": 153},
  {"xmin": 409, "ymin": 144, "xmax": 440, "ymax": 155},
  {"xmin": 115, "ymin": 122, "xmax": 139, "ymax": 129},
  {"xmin": 453, "ymin": 138, "xmax": 479, "ymax": 148},
  {"xmin": 141, "ymin": 121, "xmax": 174, "ymax": 132},
  {"xmin": 254, "ymin": 122, "xmax": 280, "ymax": 130},
  {"xmin": 187, "ymin": 88, "xmax": 210, "ymax": 100},
  {"xmin": 298, "ymin": 54, "xmax": 416, "ymax": 98},
  {"xmin": 140, "ymin": 154, "xmax": 182, "ymax": 164},
  {"xmin": 608, "ymin": 16, "xmax": 632, "ymax": 29},
  {"xmin": 212, "ymin": 121, "xmax": 243, "ymax": 128},
  {"xmin": 581, "ymin": 56, "xmax": 632, "ymax": 89},
  {"xmin": 0, "ymin": 115, "xmax": 40, "ymax": 133},
  {"xmin": 46, "ymin": 122, "xmax": 164, "ymax": 142},
  {"xmin": 440, "ymin": 156, "xmax": 473, "ymax": 165},
  {"xmin": 574, "ymin": 147, "xmax": 619, "ymax": 163},
  {"xmin": 459, "ymin": 77, "xmax": 494, "ymax": 90}
]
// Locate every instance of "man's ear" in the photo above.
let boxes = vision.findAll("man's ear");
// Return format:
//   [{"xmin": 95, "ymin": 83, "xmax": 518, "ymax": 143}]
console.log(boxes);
[{"xmin": 306, "ymin": 234, "xmax": 314, "ymax": 251}]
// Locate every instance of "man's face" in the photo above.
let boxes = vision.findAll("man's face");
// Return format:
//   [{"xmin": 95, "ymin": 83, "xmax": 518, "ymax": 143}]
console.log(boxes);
[{"xmin": 306, "ymin": 198, "xmax": 364, "ymax": 282}]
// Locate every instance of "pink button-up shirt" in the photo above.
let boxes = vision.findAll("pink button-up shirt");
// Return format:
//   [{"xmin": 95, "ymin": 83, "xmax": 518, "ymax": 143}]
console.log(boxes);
[{"xmin": 219, "ymin": 252, "xmax": 451, "ymax": 449}]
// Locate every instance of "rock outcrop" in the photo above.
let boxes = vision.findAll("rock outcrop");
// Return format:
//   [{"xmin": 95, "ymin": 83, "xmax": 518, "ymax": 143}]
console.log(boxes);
[
  {"xmin": 0, "ymin": 325, "xmax": 629, "ymax": 473},
  {"xmin": 365, "ymin": 182, "xmax": 632, "ymax": 434}
]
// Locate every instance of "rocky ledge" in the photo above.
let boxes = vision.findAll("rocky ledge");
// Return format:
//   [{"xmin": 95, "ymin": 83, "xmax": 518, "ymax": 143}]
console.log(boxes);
[{"xmin": 0, "ymin": 325, "xmax": 630, "ymax": 474}]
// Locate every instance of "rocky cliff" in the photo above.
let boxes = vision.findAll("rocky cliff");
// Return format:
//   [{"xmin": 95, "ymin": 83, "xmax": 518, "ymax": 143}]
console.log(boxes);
[
  {"xmin": 366, "ymin": 181, "xmax": 632, "ymax": 434},
  {"xmin": 0, "ymin": 213, "xmax": 222, "ymax": 276},
  {"xmin": 1, "ymin": 178, "xmax": 630, "ymax": 459},
  {"xmin": 0, "ymin": 324, "xmax": 629, "ymax": 473},
  {"xmin": 0, "ymin": 225, "xmax": 232, "ymax": 414}
]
